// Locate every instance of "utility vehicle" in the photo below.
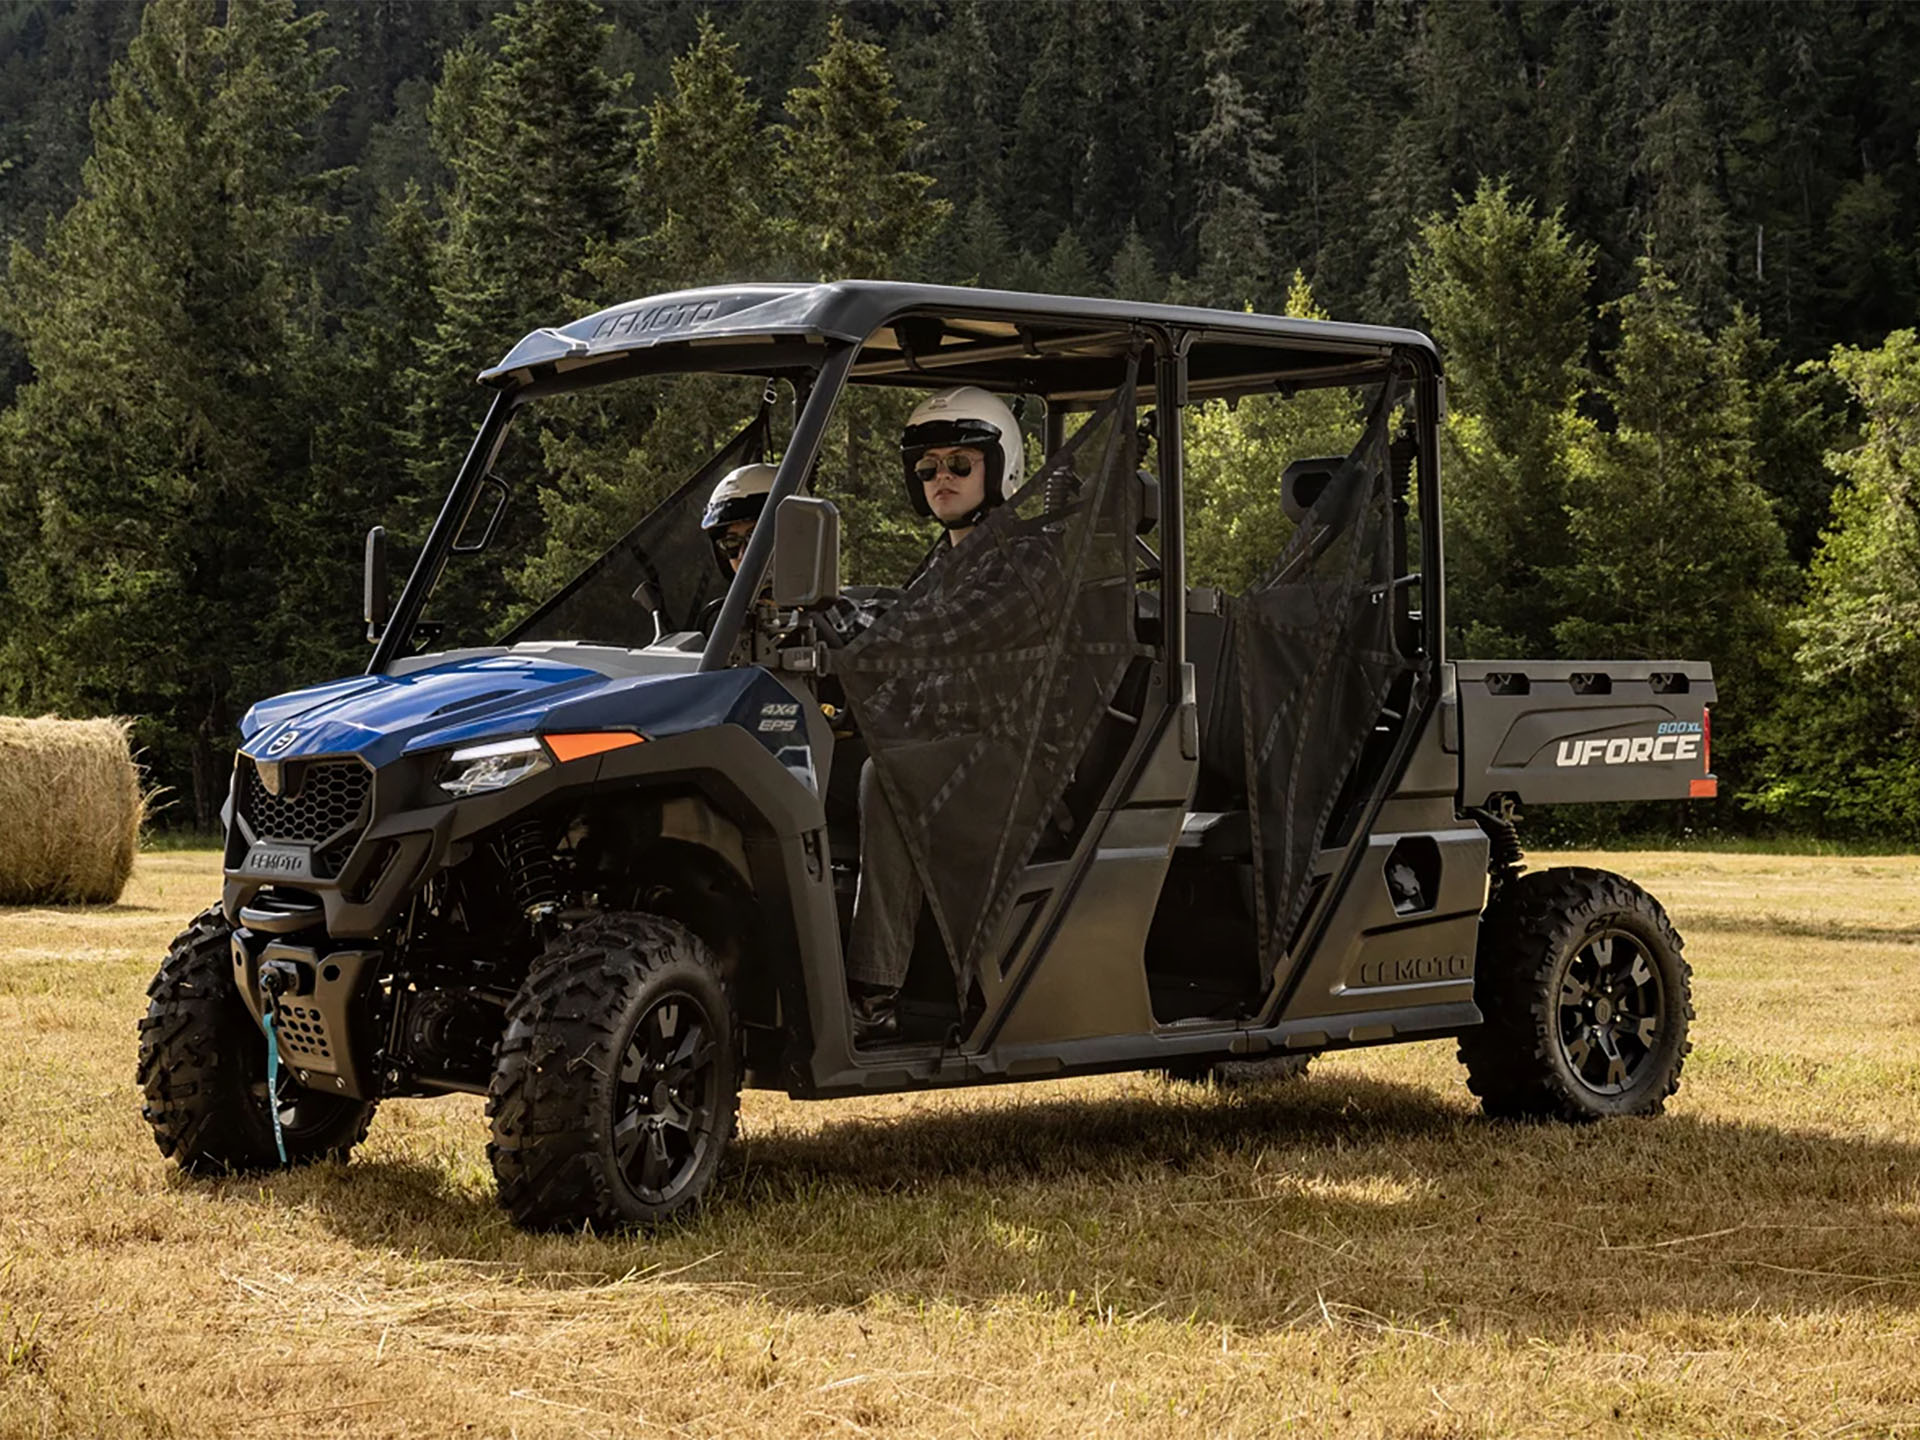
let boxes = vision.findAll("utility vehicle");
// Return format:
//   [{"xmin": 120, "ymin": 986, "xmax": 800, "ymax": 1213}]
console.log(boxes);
[{"xmin": 138, "ymin": 282, "xmax": 1716, "ymax": 1229}]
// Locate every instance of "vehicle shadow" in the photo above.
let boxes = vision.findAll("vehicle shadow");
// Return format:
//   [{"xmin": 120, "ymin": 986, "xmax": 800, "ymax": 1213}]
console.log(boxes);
[{"xmin": 283, "ymin": 1068, "xmax": 1920, "ymax": 1340}]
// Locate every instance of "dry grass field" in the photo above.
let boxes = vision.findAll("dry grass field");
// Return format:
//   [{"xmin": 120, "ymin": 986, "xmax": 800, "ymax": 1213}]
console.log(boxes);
[{"xmin": 3, "ymin": 850, "xmax": 1919, "ymax": 1438}]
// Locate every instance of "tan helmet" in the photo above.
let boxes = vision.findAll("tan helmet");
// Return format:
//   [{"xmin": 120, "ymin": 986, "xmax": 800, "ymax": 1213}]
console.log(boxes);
[{"xmin": 900, "ymin": 386, "xmax": 1024, "ymax": 527}]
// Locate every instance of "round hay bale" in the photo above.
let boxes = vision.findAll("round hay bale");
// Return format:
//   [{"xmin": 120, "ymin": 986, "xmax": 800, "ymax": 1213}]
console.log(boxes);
[{"xmin": 0, "ymin": 716, "xmax": 145, "ymax": 905}]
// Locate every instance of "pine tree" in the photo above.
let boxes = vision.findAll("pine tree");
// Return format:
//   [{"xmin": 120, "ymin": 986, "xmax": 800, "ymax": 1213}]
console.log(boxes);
[
  {"xmin": 897, "ymin": 0, "xmax": 1003, "ymax": 220},
  {"xmin": 513, "ymin": 21, "xmax": 788, "ymax": 609},
  {"xmin": 946, "ymin": 193, "xmax": 1015, "ymax": 288},
  {"xmin": 1108, "ymin": 222, "xmax": 1164, "ymax": 303},
  {"xmin": 1175, "ymin": 20, "xmax": 1279, "ymax": 311},
  {"xmin": 777, "ymin": 16, "xmax": 945, "ymax": 281},
  {"xmin": 0, "ymin": 0, "xmax": 341, "ymax": 825},
  {"xmin": 628, "ymin": 17, "xmax": 778, "ymax": 292},
  {"xmin": 1074, "ymin": 0, "xmax": 1157, "ymax": 262},
  {"xmin": 1554, "ymin": 260, "xmax": 1791, "ymax": 789},
  {"xmin": 1752, "ymin": 329, "xmax": 1920, "ymax": 834},
  {"xmin": 425, "ymin": 0, "xmax": 635, "ymax": 386},
  {"xmin": 406, "ymin": 0, "xmax": 640, "ymax": 629},
  {"xmin": 267, "ymin": 184, "xmax": 441, "ymax": 688},
  {"xmin": 1000, "ymin": 1, "xmax": 1078, "ymax": 255},
  {"xmin": 1409, "ymin": 180, "xmax": 1593, "ymax": 656},
  {"xmin": 1041, "ymin": 229, "xmax": 1100, "ymax": 297},
  {"xmin": 778, "ymin": 18, "xmax": 946, "ymax": 582}
]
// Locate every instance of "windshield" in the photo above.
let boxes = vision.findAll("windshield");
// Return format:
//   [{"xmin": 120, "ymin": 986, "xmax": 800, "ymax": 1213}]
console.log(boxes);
[
  {"xmin": 400, "ymin": 368, "xmax": 1045, "ymax": 656},
  {"xmin": 409, "ymin": 373, "xmax": 784, "ymax": 652}
]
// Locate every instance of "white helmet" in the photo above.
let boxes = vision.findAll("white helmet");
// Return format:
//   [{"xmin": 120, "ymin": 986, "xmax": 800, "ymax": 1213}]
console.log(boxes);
[
  {"xmin": 702, "ymin": 462, "xmax": 777, "ymax": 575},
  {"xmin": 900, "ymin": 386, "xmax": 1023, "ymax": 526}
]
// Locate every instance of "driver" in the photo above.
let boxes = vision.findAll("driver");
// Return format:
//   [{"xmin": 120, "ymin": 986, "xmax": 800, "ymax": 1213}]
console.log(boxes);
[
  {"xmin": 844, "ymin": 386, "xmax": 1065, "ymax": 1044},
  {"xmin": 700, "ymin": 463, "xmax": 778, "ymax": 576}
]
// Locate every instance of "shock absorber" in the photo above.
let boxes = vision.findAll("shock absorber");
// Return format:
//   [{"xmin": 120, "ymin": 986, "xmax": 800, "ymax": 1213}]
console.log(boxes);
[
  {"xmin": 498, "ymin": 821, "xmax": 559, "ymax": 916},
  {"xmin": 1467, "ymin": 797, "xmax": 1527, "ymax": 902}
]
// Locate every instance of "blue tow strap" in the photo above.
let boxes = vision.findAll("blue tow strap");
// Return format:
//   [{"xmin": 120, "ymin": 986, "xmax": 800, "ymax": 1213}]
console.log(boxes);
[{"xmin": 262, "ymin": 1002, "xmax": 288, "ymax": 1166}]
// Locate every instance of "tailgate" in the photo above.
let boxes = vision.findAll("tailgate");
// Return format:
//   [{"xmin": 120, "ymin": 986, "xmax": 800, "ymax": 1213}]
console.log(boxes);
[{"xmin": 1449, "ymin": 660, "xmax": 1717, "ymax": 807}]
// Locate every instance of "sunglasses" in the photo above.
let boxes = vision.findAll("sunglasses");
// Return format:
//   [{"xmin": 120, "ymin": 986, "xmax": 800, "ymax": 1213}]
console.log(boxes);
[
  {"xmin": 714, "ymin": 529, "xmax": 752, "ymax": 558},
  {"xmin": 913, "ymin": 453, "xmax": 976, "ymax": 483}
]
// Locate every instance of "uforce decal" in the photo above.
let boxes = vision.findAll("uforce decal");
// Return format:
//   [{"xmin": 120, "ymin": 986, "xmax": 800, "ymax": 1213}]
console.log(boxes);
[
  {"xmin": 1556, "ymin": 720, "xmax": 1701, "ymax": 768},
  {"xmin": 1358, "ymin": 953, "xmax": 1470, "ymax": 987},
  {"xmin": 757, "ymin": 701, "xmax": 800, "ymax": 735}
]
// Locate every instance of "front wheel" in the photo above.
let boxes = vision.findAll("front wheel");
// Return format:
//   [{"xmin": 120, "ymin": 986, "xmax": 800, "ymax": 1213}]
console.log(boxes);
[
  {"xmin": 488, "ymin": 912, "xmax": 741, "ymax": 1231},
  {"xmin": 137, "ymin": 906, "xmax": 376, "ymax": 1172},
  {"xmin": 1458, "ymin": 867, "xmax": 1693, "ymax": 1121}
]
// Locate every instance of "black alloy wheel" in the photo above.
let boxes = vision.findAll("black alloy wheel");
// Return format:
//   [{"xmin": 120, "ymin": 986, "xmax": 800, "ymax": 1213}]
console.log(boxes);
[
  {"xmin": 489, "ymin": 911, "xmax": 741, "ymax": 1230},
  {"xmin": 1554, "ymin": 930, "xmax": 1663, "ymax": 1096},
  {"xmin": 1458, "ymin": 866, "xmax": 1693, "ymax": 1121},
  {"xmin": 612, "ymin": 991, "xmax": 723, "ymax": 1206}
]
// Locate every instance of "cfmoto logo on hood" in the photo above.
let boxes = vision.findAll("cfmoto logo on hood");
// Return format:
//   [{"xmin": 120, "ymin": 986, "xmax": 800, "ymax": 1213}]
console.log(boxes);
[{"xmin": 265, "ymin": 729, "xmax": 300, "ymax": 757}]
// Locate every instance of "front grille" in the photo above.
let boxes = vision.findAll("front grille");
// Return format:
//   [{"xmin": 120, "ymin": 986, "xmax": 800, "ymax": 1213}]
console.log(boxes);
[{"xmin": 241, "ymin": 758, "xmax": 372, "ymax": 879}]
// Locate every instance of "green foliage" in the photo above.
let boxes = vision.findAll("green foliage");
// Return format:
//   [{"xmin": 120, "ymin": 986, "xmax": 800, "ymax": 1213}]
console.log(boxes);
[
  {"xmin": 1410, "ymin": 179, "xmax": 1592, "ymax": 657},
  {"xmin": 1184, "ymin": 274, "xmax": 1360, "ymax": 594},
  {"xmin": 6, "ymin": 1, "xmax": 1920, "ymax": 837},
  {"xmin": 776, "ymin": 18, "xmax": 947, "ymax": 583},
  {"xmin": 777, "ymin": 16, "xmax": 945, "ymax": 282},
  {"xmin": 628, "ymin": 18, "xmax": 778, "ymax": 291},
  {"xmin": 1108, "ymin": 223, "xmax": 1165, "ymax": 303},
  {"xmin": 1554, "ymin": 260, "xmax": 1793, "ymax": 789},
  {"xmin": 944, "ymin": 194, "xmax": 1015, "ymax": 289},
  {"xmin": 1041, "ymin": 230, "xmax": 1100, "ymax": 298},
  {"xmin": 1757, "ymin": 327, "xmax": 1920, "ymax": 834},
  {"xmin": 0, "ymin": 0, "xmax": 340, "ymax": 826},
  {"xmin": 515, "ymin": 19, "xmax": 779, "ymax": 605}
]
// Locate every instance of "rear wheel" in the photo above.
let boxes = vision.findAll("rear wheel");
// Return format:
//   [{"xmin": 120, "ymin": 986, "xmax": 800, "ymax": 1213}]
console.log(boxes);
[
  {"xmin": 137, "ymin": 906, "xmax": 375, "ymax": 1172},
  {"xmin": 1458, "ymin": 867, "xmax": 1692, "ymax": 1121},
  {"xmin": 489, "ymin": 912, "xmax": 740, "ymax": 1231}
]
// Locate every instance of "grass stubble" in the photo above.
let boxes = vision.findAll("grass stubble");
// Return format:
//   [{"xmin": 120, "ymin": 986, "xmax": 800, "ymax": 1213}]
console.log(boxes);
[{"xmin": 2, "ymin": 851, "xmax": 1918, "ymax": 1438}]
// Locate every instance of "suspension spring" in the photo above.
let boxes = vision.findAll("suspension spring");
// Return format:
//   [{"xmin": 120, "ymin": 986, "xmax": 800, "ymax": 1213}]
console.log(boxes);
[
  {"xmin": 1466, "ymin": 802, "xmax": 1527, "ymax": 900},
  {"xmin": 499, "ymin": 821, "xmax": 559, "ymax": 915}
]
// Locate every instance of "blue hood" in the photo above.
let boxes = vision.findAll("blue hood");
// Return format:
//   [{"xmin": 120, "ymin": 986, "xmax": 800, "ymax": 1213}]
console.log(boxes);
[{"xmin": 238, "ymin": 651, "xmax": 796, "ymax": 770}]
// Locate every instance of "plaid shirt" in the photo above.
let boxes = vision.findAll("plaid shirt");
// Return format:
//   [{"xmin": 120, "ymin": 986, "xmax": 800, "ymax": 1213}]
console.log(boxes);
[{"xmin": 844, "ymin": 523, "xmax": 1069, "ymax": 742}]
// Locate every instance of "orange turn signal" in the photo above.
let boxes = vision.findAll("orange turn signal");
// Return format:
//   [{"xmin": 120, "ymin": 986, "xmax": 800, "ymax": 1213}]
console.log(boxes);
[{"xmin": 545, "ymin": 731, "xmax": 646, "ymax": 764}]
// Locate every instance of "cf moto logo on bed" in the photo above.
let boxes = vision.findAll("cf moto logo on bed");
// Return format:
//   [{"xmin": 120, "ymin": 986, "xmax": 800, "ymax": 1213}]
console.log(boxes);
[
  {"xmin": 247, "ymin": 845, "xmax": 309, "ymax": 876},
  {"xmin": 1555, "ymin": 721, "xmax": 1702, "ymax": 768}
]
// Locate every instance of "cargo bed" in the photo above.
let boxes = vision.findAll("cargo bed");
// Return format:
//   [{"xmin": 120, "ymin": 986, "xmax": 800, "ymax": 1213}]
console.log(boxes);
[{"xmin": 1447, "ymin": 660, "xmax": 1717, "ymax": 808}]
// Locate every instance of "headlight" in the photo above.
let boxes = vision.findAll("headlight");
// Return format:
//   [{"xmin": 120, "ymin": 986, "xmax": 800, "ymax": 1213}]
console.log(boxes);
[{"xmin": 437, "ymin": 737, "xmax": 552, "ymax": 797}]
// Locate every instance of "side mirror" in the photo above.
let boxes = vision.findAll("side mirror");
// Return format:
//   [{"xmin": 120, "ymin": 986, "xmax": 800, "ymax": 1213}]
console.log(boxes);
[
  {"xmin": 770, "ymin": 496, "xmax": 841, "ymax": 609},
  {"xmin": 363, "ymin": 526, "xmax": 388, "ymax": 643}
]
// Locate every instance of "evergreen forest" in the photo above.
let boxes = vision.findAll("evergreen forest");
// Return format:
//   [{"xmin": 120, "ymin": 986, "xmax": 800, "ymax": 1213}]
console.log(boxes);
[{"xmin": 3, "ymin": 0, "xmax": 1920, "ymax": 838}]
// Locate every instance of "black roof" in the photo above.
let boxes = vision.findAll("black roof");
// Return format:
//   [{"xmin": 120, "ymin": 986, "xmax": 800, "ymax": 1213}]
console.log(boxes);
[{"xmin": 480, "ymin": 280, "xmax": 1439, "ymax": 403}]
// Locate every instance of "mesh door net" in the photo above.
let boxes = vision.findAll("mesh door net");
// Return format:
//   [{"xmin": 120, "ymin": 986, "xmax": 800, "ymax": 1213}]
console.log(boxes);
[
  {"xmin": 1230, "ymin": 373, "xmax": 1411, "ymax": 970},
  {"xmin": 503, "ymin": 411, "xmax": 770, "ymax": 648},
  {"xmin": 830, "ymin": 363, "xmax": 1147, "ymax": 999}
]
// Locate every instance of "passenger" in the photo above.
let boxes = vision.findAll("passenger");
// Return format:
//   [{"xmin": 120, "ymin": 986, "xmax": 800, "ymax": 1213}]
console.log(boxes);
[
  {"xmin": 844, "ymin": 387, "xmax": 1066, "ymax": 1044},
  {"xmin": 700, "ymin": 463, "xmax": 778, "ymax": 576}
]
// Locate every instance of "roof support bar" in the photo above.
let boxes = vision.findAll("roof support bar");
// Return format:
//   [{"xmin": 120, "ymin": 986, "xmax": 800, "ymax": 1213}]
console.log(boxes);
[
  {"xmin": 699, "ymin": 342, "xmax": 858, "ymax": 673},
  {"xmin": 848, "ymin": 328, "xmax": 1135, "ymax": 378}
]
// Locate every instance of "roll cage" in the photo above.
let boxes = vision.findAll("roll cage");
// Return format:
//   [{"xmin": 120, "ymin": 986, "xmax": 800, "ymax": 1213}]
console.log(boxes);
[{"xmin": 369, "ymin": 280, "xmax": 1446, "ymax": 696}]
